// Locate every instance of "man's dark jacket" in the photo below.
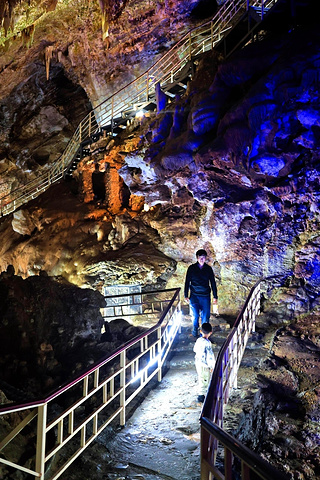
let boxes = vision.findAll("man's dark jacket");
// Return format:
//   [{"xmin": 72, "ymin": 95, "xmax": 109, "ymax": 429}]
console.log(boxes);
[{"xmin": 184, "ymin": 263, "xmax": 218, "ymax": 299}]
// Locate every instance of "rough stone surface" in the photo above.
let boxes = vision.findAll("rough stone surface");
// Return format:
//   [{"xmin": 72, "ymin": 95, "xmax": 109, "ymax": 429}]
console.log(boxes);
[{"xmin": 0, "ymin": 2, "xmax": 320, "ymax": 479}]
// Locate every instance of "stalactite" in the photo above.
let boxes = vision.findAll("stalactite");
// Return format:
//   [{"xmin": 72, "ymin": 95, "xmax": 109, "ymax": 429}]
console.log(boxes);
[
  {"xmin": 0, "ymin": 1, "xmax": 6, "ymax": 21},
  {"xmin": 97, "ymin": 0, "xmax": 129, "ymax": 46},
  {"xmin": 21, "ymin": 23, "xmax": 35, "ymax": 48},
  {"xmin": 98, "ymin": 0, "xmax": 109, "ymax": 43},
  {"xmin": 45, "ymin": 44, "xmax": 54, "ymax": 81},
  {"xmin": 3, "ymin": 12, "xmax": 10, "ymax": 36},
  {"xmin": 0, "ymin": 0, "xmax": 19, "ymax": 35}
]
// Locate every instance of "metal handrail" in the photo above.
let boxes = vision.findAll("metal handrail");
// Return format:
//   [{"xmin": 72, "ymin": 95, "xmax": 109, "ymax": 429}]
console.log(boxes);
[
  {"xmin": 201, "ymin": 419, "xmax": 289, "ymax": 480},
  {"xmin": 200, "ymin": 275, "xmax": 290, "ymax": 479},
  {"xmin": 0, "ymin": 288, "xmax": 181, "ymax": 479},
  {"xmin": 0, "ymin": 0, "xmax": 280, "ymax": 218}
]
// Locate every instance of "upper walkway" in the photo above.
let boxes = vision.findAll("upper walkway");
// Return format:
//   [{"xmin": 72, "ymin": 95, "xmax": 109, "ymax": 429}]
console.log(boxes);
[{"xmin": 1, "ymin": 0, "xmax": 289, "ymax": 218}]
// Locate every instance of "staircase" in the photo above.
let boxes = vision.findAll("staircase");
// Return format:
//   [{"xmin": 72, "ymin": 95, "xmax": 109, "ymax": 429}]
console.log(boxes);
[{"xmin": 0, "ymin": 0, "xmax": 308, "ymax": 218}]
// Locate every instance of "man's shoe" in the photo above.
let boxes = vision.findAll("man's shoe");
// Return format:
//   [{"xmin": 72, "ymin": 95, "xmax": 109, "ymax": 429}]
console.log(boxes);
[{"xmin": 197, "ymin": 395, "xmax": 205, "ymax": 403}]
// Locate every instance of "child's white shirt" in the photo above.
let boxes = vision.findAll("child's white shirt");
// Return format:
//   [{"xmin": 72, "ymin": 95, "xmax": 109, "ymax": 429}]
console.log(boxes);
[{"xmin": 193, "ymin": 337, "xmax": 215, "ymax": 369}]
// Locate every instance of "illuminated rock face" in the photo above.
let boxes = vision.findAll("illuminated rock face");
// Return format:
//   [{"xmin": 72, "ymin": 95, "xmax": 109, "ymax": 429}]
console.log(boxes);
[
  {"xmin": 0, "ymin": 5, "xmax": 320, "ymax": 478},
  {"xmin": 0, "ymin": 0, "xmax": 202, "ymax": 196},
  {"xmin": 1, "ymin": 25, "xmax": 320, "ymax": 318},
  {"xmin": 118, "ymin": 27, "xmax": 320, "ymax": 315}
]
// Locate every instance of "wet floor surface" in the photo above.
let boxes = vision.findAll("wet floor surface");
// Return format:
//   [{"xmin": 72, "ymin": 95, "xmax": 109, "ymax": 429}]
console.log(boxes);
[{"xmin": 56, "ymin": 312, "xmax": 245, "ymax": 480}]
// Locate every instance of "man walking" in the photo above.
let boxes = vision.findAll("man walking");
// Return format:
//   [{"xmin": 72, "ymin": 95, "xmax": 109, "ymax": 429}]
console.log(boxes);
[{"xmin": 184, "ymin": 249, "xmax": 218, "ymax": 337}]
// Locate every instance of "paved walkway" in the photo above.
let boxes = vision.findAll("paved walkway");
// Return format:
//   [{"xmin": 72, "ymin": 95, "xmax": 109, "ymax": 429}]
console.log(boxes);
[{"xmin": 57, "ymin": 308, "xmax": 232, "ymax": 480}]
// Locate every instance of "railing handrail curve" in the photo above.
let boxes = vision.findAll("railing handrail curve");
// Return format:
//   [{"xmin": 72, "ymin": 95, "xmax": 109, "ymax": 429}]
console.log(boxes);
[
  {"xmin": 200, "ymin": 274, "xmax": 291, "ymax": 479},
  {"xmin": 0, "ymin": 287, "xmax": 181, "ymax": 479},
  {"xmin": 0, "ymin": 287, "xmax": 180, "ymax": 415},
  {"xmin": 201, "ymin": 418, "xmax": 289, "ymax": 480},
  {"xmin": 203, "ymin": 274, "xmax": 286, "ymax": 418}
]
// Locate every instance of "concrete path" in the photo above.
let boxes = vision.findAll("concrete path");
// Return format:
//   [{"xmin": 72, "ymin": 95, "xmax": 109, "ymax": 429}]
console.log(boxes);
[{"xmin": 57, "ymin": 309, "xmax": 232, "ymax": 480}]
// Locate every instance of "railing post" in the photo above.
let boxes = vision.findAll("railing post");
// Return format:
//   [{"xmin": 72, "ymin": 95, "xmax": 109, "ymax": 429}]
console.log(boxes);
[
  {"xmin": 157, "ymin": 325, "xmax": 162, "ymax": 382},
  {"xmin": 200, "ymin": 425, "xmax": 211, "ymax": 480},
  {"xmin": 225, "ymin": 447, "xmax": 233, "ymax": 480},
  {"xmin": 233, "ymin": 333, "xmax": 238, "ymax": 389},
  {"xmin": 35, "ymin": 403, "xmax": 47, "ymax": 480},
  {"xmin": 241, "ymin": 460, "xmax": 251, "ymax": 480},
  {"xmin": 120, "ymin": 350, "xmax": 126, "ymax": 426},
  {"xmin": 89, "ymin": 111, "xmax": 92, "ymax": 137},
  {"xmin": 79, "ymin": 121, "xmax": 82, "ymax": 143}
]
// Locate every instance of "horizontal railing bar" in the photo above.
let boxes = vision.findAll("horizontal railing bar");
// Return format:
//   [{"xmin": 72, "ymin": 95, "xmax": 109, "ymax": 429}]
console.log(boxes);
[
  {"xmin": 201, "ymin": 418, "xmax": 289, "ymax": 480},
  {"xmin": 102, "ymin": 310, "xmax": 162, "ymax": 317},
  {"xmin": 126, "ymin": 370, "xmax": 159, "ymax": 406},
  {"xmin": 0, "ymin": 409, "xmax": 37, "ymax": 451},
  {"xmin": 201, "ymin": 458, "xmax": 225, "ymax": 480},
  {"xmin": 0, "ymin": 457, "xmax": 40, "ymax": 477},
  {"xmin": 0, "ymin": 289, "xmax": 180, "ymax": 415},
  {"xmin": 125, "ymin": 350, "xmax": 153, "ymax": 371},
  {"xmin": 46, "ymin": 381, "xmax": 122, "ymax": 432},
  {"xmin": 48, "ymin": 407, "xmax": 122, "ymax": 480},
  {"xmin": 46, "ymin": 388, "xmax": 123, "ymax": 462},
  {"xmin": 103, "ymin": 287, "xmax": 179, "ymax": 299}
]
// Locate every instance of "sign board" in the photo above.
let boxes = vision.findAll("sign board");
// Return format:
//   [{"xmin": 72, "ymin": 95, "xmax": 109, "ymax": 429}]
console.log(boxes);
[{"xmin": 103, "ymin": 284, "xmax": 142, "ymax": 319}]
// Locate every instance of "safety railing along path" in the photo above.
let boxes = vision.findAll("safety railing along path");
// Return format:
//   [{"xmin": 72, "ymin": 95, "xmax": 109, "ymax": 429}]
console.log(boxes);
[
  {"xmin": 0, "ymin": 0, "xmax": 281, "ymax": 218},
  {"xmin": 0, "ymin": 288, "xmax": 181, "ymax": 480},
  {"xmin": 200, "ymin": 275, "xmax": 290, "ymax": 480}
]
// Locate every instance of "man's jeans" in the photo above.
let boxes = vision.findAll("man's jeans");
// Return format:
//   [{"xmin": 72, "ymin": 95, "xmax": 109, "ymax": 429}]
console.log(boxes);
[{"xmin": 190, "ymin": 294, "xmax": 210, "ymax": 336}]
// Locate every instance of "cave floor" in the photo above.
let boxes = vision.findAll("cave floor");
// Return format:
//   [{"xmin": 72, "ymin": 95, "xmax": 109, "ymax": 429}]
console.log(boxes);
[{"xmin": 53, "ymin": 308, "xmax": 268, "ymax": 480}]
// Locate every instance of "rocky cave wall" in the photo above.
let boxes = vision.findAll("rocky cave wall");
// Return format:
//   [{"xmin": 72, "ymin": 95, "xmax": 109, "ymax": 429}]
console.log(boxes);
[
  {"xmin": 1, "ymin": 2, "xmax": 320, "ymax": 478},
  {"xmin": 3, "ymin": 24, "xmax": 319, "ymax": 317},
  {"xmin": 1, "ymin": 0, "xmax": 319, "ymax": 317},
  {"xmin": 0, "ymin": 0, "xmax": 207, "ymax": 198}
]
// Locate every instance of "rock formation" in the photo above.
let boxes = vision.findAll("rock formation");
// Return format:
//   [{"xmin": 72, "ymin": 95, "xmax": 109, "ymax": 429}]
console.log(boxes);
[{"xmin": 1, "ymin": 0, "xmax": 320, "ymax": 478}]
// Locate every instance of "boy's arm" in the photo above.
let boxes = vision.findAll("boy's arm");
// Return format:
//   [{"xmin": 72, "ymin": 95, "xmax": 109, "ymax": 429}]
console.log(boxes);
[{"xmin": 206, "ymin": 344, "xmax": 216, "ymax": 370}]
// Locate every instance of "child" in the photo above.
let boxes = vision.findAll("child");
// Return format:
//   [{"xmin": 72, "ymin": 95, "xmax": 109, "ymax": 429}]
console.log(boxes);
[{"xmin": 193, "ymin": 322, "xmax": 216, "ymax": 403}]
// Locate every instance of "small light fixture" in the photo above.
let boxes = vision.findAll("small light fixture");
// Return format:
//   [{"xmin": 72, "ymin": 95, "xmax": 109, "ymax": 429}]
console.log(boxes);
[
  {"xmin": 135, "ymin": 110, "xmax": 145, "ymax": 119},
  {"xmin": 130, "ymin": 309, "xmax": 182, "ymax": 384}
]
